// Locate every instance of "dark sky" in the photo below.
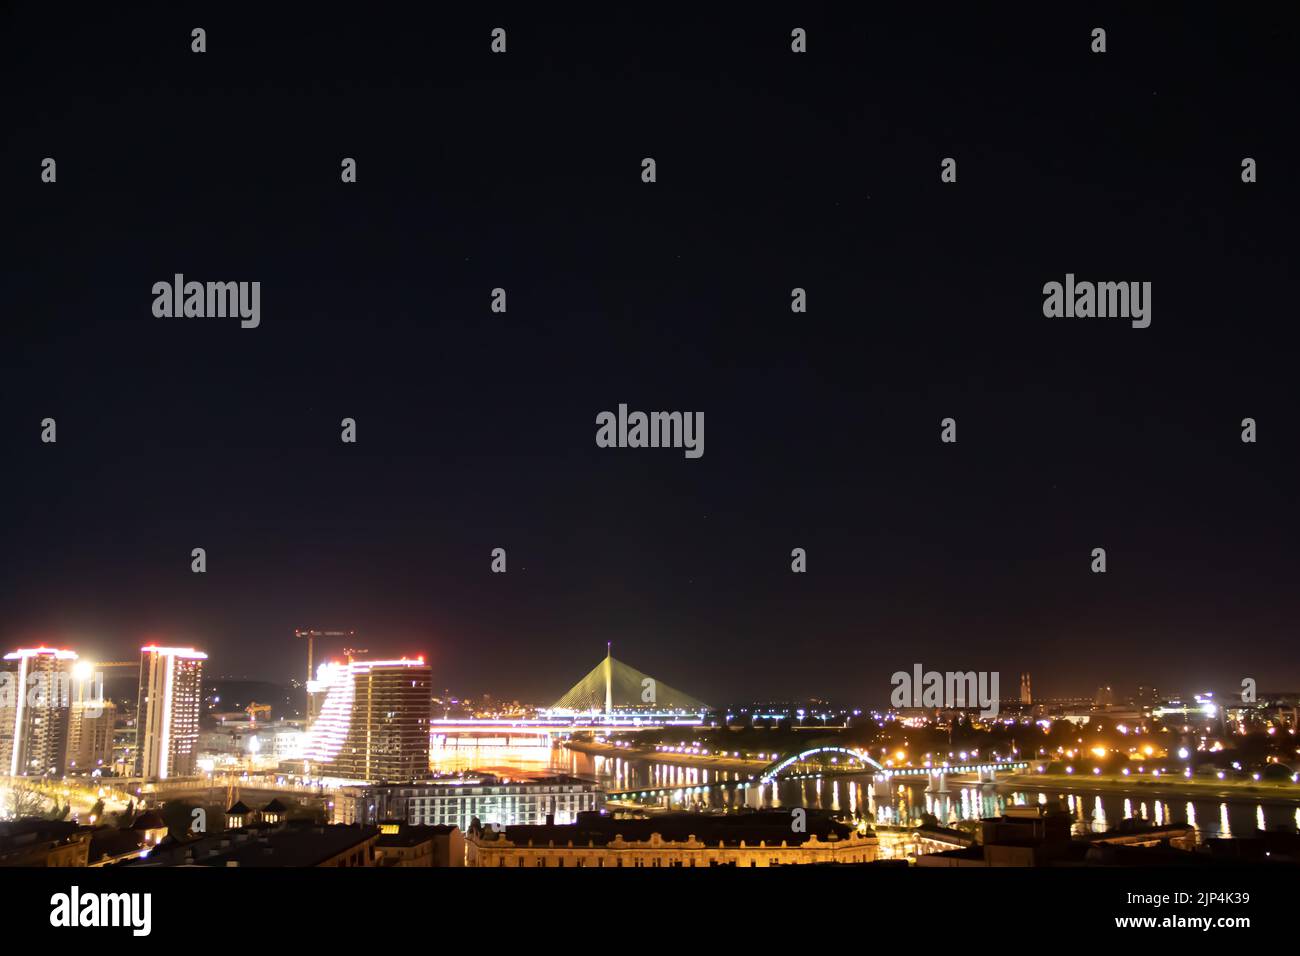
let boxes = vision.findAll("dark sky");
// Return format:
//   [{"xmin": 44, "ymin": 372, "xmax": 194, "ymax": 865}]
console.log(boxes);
[{"xmin": 3, "ymin": 4, "xmax": 1297, "ymax": 705}]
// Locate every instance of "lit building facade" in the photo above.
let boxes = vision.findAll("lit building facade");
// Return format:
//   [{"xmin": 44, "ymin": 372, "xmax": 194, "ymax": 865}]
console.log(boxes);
[
  {"xmin": 135, "ymin": 645, "xmax": 206, "ymax": 780},
  {"xmin": 0, "ymin": 821, "xmax": 93, "ymax": 866},
  {"xmin": 0, "ymin": 648, "xmax": 78, "ymax": 776},
  {"xmin": 335, "ymin": 774, "xmax": 603, "ymax": 830},
  {"xmin": 375, "ymin": 822, "xmax": 465, "ymax": 867},
  {"xmin": 67, "ymin": 699, "xmax": 117, "ymax": 773},
  {"xmin": 303, "ymin": 658, "xmax": 431, "ymax": 782},
  {"xmin": 465, "ymin": 812, "xmax": 879, "ymax": 867}
]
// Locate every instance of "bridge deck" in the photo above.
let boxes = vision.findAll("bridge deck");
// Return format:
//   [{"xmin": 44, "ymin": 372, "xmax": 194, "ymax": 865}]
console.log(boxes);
[{"xmin": 608, "ymin": 762, "xmax": 1028, "ymax": 799}]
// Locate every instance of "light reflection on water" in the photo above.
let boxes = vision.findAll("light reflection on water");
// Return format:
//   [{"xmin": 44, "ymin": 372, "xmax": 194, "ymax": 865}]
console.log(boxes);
[{"xmin": 429, "ymin": 744, "xmax": 1298, "ymax": 840}]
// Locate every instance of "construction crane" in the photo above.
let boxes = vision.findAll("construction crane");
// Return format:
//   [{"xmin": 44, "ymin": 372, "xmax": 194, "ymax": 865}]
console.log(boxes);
[
  {"xmin": 245, "ymin": 702, "xmax": 271, "ymax": 725},
  {"xmin": 294, "ymin": 628, "xmax": 355, "ymax": 683}
]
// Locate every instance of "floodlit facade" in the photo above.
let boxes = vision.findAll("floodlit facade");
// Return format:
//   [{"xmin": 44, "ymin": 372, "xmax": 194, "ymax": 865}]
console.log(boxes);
[
  {"xmin": 335, "ymin": 774, "xmax": 603, "ymax": 829},
  {"xmin": 0, "ymin": 648, "xmax": 78, "ymax": 776},
  {"xmin": 135, "ymin": 646, "xmax": 207, "ymax": 780},
  {"xmin": 465, "ymin": 812, "xmax": 879, "ymax": 867},
  {"xmin": 67, "ymin": 699, "xmax": 116, "ymax": 773},
  {"xmin": 303, "ymin": 658, "xmax": 431, "ymax": 782}
]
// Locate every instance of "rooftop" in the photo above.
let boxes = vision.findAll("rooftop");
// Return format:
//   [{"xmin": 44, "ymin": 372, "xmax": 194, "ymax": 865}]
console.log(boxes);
[
  {"xmin": 125, "ymin": 822, "xmax": 378, "ymax": 868},
  {"xmin": 377, "ymin": 823, "xmax": 459, "ymax": 847},
  {"xmin": 482, "ymin": 810, "xmax": 860, "ymax": 848}
]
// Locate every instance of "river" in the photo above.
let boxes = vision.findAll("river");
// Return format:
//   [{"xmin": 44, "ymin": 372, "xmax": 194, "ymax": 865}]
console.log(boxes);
[{"xmin": 430, "ymin": 743, "xmax": 1300, "ymax": 840}]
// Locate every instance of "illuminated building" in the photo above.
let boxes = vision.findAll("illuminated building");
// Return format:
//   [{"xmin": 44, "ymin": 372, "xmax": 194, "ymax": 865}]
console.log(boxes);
[
  {"xmin": 134, "ymin": 645, "xmax": 207, "ymax": 780},
  {"xmin": 0, "ymin": 647, "xmax": 78, "ymax": 776},
  {"xmin": 465, "ymin": 811, "xmax": 878, "ymax": 867},
  {"xmin": 375, "ymin": 822, "xmax": 465, "ymax": 867},
  {"xmin": 914, "ymin": 806, "xmax": 1197, "ymax": 866},
  {"xmin": 306, "ymin": 659, "xmax": 344, "ymax": 724},
  {"xmin": 297, "ymin": 629, "xmax": 357, "ymax": 721},
  {"xmin": 1151, "ymin": 694, "xmax": 1219, "ymax": 721},
  {"xmin": 67, "ymin": 699, "xmax": 117, "ymax": 773},
  {"xmin": 335, "ymin": 773, "xmax": 603, "ymax": 829},
  {"xmin": 129, "ymin": 810, "xmax": 168, "ymax": 847},
  {"xmin": 126, "ymin": 822, "xmax": 381, "ymax": 867},
  {"xmin": 66, "ymin": 658, "xmax": 115, "ymax": 773},
  {"xmin": 198, "ymin": 719, "xmax": 305, "ymax": 763},
  {"xmin": 0, "ymin": 821, "xmax": 93, "ymax": 866},
  {"xmin": 303, "ymin": 657, "xmax": 431, "ymax": 782}
]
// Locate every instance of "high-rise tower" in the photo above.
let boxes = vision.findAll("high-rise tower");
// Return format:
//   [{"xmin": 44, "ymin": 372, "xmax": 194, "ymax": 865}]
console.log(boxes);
[
  {"xmin": 135, "ymin": 645, "xmax": 206, "ymax": 780},
  {"xmin": 0, "ymin": 647, "xmax": 77, "ymax": 776},
  {"xmin": 303, "ymin": 657, "xmax": 431, "ymax": 782}
]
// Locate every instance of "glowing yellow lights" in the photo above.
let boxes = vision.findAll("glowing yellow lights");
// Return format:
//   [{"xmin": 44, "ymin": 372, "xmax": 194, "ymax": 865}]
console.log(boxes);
[{"xmin": 1091, "ymin": 747, "xmax": 1107, "ymax": 758}]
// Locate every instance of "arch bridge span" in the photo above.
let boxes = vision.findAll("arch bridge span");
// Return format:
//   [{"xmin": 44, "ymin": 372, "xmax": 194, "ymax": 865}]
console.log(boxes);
[
  {"xmin": 605, "ymin": 742, "xmax": 1028, "ymax": 801},
  {"xmin": 757, "ymin": 745, "xmax": 883, "ymax": 783}
]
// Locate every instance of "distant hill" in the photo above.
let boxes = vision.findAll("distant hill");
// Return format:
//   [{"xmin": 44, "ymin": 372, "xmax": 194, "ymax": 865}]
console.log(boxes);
[{"xmin": 206, "ymin": 679, "xmax": 304, "ymax": 719}]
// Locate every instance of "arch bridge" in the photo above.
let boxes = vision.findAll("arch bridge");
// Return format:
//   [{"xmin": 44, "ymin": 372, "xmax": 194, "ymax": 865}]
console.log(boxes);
[
  {"xmin": 606, "ymin": 741, "xmax": 1027, "ymax": 802},
  {"xmin": 757, "ymin": 745, "xmax": 883, "ymax": 782}
]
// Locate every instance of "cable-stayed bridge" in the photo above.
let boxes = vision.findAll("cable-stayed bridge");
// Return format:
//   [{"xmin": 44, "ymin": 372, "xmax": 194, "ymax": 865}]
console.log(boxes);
[
  {"xmin": 549, "ymin": 644, "xmax": 710, "ymax": 715},
  {"xmin": 432, "ymin": 648, "xmax": 710, "ymax": 742}
]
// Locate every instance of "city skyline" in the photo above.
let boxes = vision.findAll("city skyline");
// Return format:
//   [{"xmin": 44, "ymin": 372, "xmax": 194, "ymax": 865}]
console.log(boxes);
[
  {"xmin": 2, "ymin": 634, "xmax": 1284, "ymax": 715},
  {"xmin": 7, "ymin": 6, "xmax": 1296, "ymax": 702},
  {"xmin": 3, "ymin": 3, "xmax": 1298, "ymax": 916}
]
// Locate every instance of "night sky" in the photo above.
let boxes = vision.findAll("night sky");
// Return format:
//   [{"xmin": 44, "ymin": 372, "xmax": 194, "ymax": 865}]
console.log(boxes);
[{"xmin": 3, "ymin": 4, "xmax": 1297, "ymax": 705}]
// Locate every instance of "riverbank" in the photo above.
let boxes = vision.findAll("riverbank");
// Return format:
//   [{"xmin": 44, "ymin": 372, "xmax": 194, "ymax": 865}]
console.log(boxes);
[
  {"xmin": 564, "ymin": 739, "xmax": 768, "ymax": 774},
  {"xmin": 1002, "ymin": 772, "xmax": 1300, "ymax": 804}
]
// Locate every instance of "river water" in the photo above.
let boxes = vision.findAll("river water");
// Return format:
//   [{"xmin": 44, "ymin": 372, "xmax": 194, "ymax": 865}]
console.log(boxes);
[{"xmin": 431, "ymin": 743, "xmax": 1300, "ymax": 840}]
